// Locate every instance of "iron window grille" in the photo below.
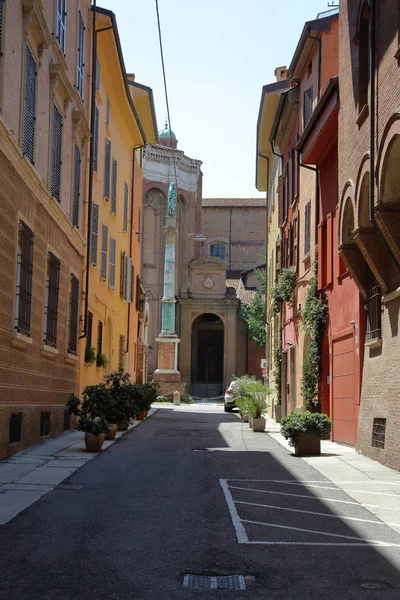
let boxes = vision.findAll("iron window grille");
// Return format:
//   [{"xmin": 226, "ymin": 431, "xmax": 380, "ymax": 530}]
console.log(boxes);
[
  {"xmin": 86, "ymin": 310, "xmax": 93, "ymax": 349},
  {"xmin": 23, "ymin": 44, "xmax": 36, "ymax": 163},
  {"xmin": 118, "ymin": 335, "xmax": 125, "ymax": 371},
  {"xmin": 304, "ymin": 201, "xmax": 311, "ymax": 257},
  {"xmin": 97, "ymin": 320, "xmax": 103, "ymax": 355},
  {"xmin": 40, "ymin": 412, "xmax": 51, "ymax": 437},
  {"xmin": 51, "ymin": 104, "xmax": 63, "ymax": 201},
  {"xmin": 111, "ymin": 159, "xmax": 117, "ymax": 215},
  {"xmin": 44, "ymin": 252, "xmax": 60, "ymax": 348},
  {"xmin": 100, "ymin": 224, "xmax": 108, "ymax": 281},
  {"xmin": 109, "ymin": 237, "xmax": 116, "ymax": 289},
  {"xmin": 365, "ymin": 269, "xmax": 382, "ymax": 342},
  {"xmin": 72, "ymin": 145, "xmax": 81, "ymax": 227},
  {"xmin": 76, "ymin": 10, "xmax": 85, "ymax": 99},
  {"xmin": 15, "ymin": 221, "xmax": 34, "ymax": 336},
  {"xmin": 104, "ymin": 139, "xmax": 111, "ymax": 199},
  {"xmin": 123, "ymin": 182, "xmax": 129, "ymax": 231},
  {"xmin": 93, "ymin": 106, "xmax": 99, "ymax": 172},
  {"xmin": 9, "ymin": 413, "xmax": 23, "ymax": 444},
  {"xmin": 68, "ymin": 274, "xmax": 79, "ymax": 355},
  {"xmin": 304, "ymin": 86, "xmax": 313, "ymax": 128},
  {"xmin": 210, "ymin": 243, "xmax": 226, "ymax": 261},
  {"xmin": 90, "ymin": 203, "xmax": 99, "ymax": 265},
  {"xmin": 372, "ymin": 417, "xmax": 386, "ymax": 449},
  {"xmin": 56, "ymin": 0, "xmax": 67, "ymax": 54}
]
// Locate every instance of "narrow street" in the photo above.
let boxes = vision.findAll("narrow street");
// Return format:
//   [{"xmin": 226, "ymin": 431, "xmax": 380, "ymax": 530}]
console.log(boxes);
[{"xmin": 0, "ymin": 406, "xmax": 399, "ymax": 600}]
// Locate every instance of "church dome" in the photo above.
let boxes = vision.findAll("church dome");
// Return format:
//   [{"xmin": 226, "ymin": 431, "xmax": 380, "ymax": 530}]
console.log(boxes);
[{"xmin": 159, "ymin": 127, "xmax": 176, "ymax": 140}]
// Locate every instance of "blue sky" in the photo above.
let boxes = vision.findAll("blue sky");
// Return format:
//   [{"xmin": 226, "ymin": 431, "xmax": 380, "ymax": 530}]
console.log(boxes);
[{"xmin": 108, "ymin": 0, "xmax": 333, "ymax": 198}]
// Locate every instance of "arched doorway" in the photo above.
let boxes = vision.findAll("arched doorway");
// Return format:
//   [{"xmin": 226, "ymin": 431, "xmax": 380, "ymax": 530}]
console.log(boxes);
[{"xmin": 191, "ymin": 313, "xmax": 224, "ymax": 398}]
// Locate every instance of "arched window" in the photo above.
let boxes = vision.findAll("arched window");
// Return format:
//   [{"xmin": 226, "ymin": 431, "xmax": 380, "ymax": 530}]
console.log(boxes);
[
  {"xmin": 358, "ymin": 2, "xmax": 370, "ymax": 111},
  {"xmin": 210, "ymin": 243, "xmax": 226, "ymax": 261}
]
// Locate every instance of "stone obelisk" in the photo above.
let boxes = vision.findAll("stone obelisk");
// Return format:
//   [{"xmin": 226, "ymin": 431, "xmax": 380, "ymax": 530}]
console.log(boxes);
[{"xmin": 153, "ymin": 182, "xmax": 185, "ymax": 394}]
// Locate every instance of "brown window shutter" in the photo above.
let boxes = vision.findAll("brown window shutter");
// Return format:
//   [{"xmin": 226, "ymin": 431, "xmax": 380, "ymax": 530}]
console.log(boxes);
[
  {"xmin": 294, "ymin": 149, "xmax": 299, "ymax": 199},
  {"xmin": 288, "ymin": 150, "xmax": 293, "ymax": 206},
  {"xmin": 294, "ymin": 212, "xmax": 299, "ymax": 271},
  {"xmin": 278, "ymin": 175, "xmax": 284, "ymax": 227}
]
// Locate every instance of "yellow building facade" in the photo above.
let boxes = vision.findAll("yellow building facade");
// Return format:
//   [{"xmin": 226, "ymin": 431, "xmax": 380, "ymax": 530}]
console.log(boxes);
[{"xmin": 79, "ymin": 7, "xmax": 157, "ymax": 392}]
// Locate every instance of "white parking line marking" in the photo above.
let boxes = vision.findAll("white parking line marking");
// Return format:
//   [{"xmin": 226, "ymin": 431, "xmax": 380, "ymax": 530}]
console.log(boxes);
[
  {"xmin": 219, "ymin": 480, "xmax": 249, "ymax": 544},
  {"xmin": 245, "ymin": 541, "xmax": 400, "ymax": 547},
  {"xmin": 228, "ymin": 485, "xmax": 400, "ymax": 509},
  {"xmin": 234, "ymin": 500, "xmax": 399, "ymax": 526},
  {"xmin": 228, "ymin": 480, "xmax": 340, "ymax": 491},
  {"xmin": 343, "ymin": 489, "xmax": 400, "ymax": 498},
  {"xmin": 241, "ymin": 519, "xmax": 400, "ymax": 546}
]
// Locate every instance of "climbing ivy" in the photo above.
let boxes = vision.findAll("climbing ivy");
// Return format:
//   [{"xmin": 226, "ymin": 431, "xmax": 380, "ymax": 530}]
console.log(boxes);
[
  {"xmin": 300, "ymin": 271, "xmax": 327, "ymax": 410},
  {"xmin": 272, "ymin": 336, "xmax": 282, "ymax": 405},
  {"xmin": 270, "ymin": 267, "xmax": 296, "ymax": 315}
]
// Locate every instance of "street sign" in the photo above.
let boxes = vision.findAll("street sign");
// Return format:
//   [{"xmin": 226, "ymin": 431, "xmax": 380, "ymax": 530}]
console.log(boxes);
[
  {"xmin": 260, "ymin": 359, "xmax": 267, "ymax": 369},
  {"xmin": 262, "ymin": 368, "xmax": 267, "ymax": 375}
]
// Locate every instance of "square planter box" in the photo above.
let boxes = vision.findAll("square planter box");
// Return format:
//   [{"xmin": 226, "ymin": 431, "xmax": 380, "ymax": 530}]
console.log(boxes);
[{"xmin": 295, "ymin": 433, "xmax": 321, "ymax": 456}]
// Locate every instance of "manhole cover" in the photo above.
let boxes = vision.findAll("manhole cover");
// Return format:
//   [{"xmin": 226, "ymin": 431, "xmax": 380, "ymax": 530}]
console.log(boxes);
[
  {"xmin": 183, "ymin": 575, "xmax": 245, "ymax": 590},
  {"xmin": 360, "ymin": 582, "xmax": 383, "ymax": 590}
]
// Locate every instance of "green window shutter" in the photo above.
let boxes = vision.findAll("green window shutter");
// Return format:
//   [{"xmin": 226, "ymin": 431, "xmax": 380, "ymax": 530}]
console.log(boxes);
[
  {"xmin": 109, "ymin": 237, "xmax": 116, "ymax": 289},
  {"xmin": 77, "ymin": 10, "xmax": 85, "ymax": 99},
  {"xmin": 72, "ymin": 145, "xmax": 81, "ymax": 228},
  {"xmin": 104, "ymin": 139, "xmax": 111, "ymax": 198},
  {"xmin": 123, "ymin": 182, "xmax": 128, "ymax": 231},
  {"xmin": 23, "ymin": 44, "xmax": 36, "ymax": 163},
  {"xmin": 90, "ymin": 203, "xmax": 99, "ymax": 265},
  {"xmin": 93, "ymin": 106, "xmax": 99, "ymax": 172},
  {"xmin": 100, "ymin": 224, "xmax": 108, "ymax": 281},
  {"xmin": 51, "ymin": 104, "xmax": 63, "ymax": 202},
  {"xmin": 111, "ymin": 159, "xmax": 117, "ymax": 214},
  {"xmin": 68, "ymin": 274, "xmax": 79, "ymax": 355}
]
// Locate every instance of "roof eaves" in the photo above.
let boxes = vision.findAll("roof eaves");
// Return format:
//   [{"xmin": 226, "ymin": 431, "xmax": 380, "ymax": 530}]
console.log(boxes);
[
  {"xmin": 269, "ymin": 91, "xmax": 288, "ymax": 142},
  {"xmin": 127, "ymin": 79, "xmax": 158, "ymax": 143}
]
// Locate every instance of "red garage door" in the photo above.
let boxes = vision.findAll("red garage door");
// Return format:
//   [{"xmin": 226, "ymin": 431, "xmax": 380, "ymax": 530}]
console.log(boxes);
[{"xmin": 332, "ymin": 331, "xmax": 356, "ymax": 445}]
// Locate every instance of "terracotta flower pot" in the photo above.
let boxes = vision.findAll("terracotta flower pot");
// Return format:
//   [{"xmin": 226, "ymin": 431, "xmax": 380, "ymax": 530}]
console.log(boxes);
[
  {"xmin": 252, "ymin": 417, "xmax": 266, "ymax": 432},
  {"xmin": 137, "ymin": 410, "xmax": 148, "ymax": 421},
  {"xmin": 117, "ymin": 420, "xmax": 129, "ymax": 431},
  {"xmin": 104, "ymin": 423, "xmax": 118, "ymax": 440},
  {"xmin": 85, "ymin": 432, "xmax": 105, "ymax": 452},
  {"xmin": 295, "ymin": 433, "xmax": 321, "ymax": 456}
]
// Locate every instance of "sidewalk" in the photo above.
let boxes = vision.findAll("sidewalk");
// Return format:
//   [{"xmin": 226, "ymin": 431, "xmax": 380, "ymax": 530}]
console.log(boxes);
[
  {"xmin": 0, "ymin": 408, "xmax": 157, "ymax": 525},
  {"xmin": 265, "ymin": 416, "xmax": 400, "ymax": 535}
]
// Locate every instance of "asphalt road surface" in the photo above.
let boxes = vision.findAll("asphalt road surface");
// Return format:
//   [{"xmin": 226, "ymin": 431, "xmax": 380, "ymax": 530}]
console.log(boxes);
[{"xmin": 1, "ymin": 405, "xmax": 400, "ymax": 599}]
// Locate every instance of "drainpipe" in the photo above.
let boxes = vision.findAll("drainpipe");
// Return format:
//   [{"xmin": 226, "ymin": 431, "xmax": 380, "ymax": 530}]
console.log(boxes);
[
  {"xmin": 258, "ymin": 151, "xmax": 270, "ymax": 378},
  {"xmin": 369, "ymin": 0, "xmax": 400, "ymax": 273},
  {"xmin": 80, "ymin": 3, "xmax": 114, "ymax": 339}
]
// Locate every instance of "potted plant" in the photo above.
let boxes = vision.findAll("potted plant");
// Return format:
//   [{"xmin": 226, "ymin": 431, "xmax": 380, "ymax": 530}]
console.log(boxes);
[
  {"xmin": 85, "ymin": 346, "xmax": 96, "ymax": 365},
  {"xmin": 103, "ymin": 371, "xmax": 140, "ymax": 434},
  {"xmin": 245, "ymin": 381, "xmax": 269, "ymax": 432},
  {"xmin": 67, "ymin": 386, "xmax": 112, "ymax": 451},
  {"xmin": 77, "ymin": 416, "xmax": 110, "ymax": 451},
  {"xmin": 280, "ymin": 410, "xmax": 333, "ymax": 456},
  {"xmin": 232, "ymin": 376, "xmax": 254, "ymax": 423},
  {"xmin": 137, "ymin": 381, "xmax": 160, "ymax": 420},
  {"xmin": 96, "ymin": 353, "xmax": 107, "ymax": 369}
]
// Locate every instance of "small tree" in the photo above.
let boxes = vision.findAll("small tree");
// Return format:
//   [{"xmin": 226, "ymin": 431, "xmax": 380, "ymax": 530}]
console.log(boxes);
[{"xmin": 241, "ymin": 293, "xmax": 266, "ymax": 347}]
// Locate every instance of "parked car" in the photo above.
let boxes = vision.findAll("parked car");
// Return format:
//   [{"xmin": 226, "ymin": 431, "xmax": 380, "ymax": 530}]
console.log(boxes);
[{"xmin": 224, "ymin": 381, "xmax": 238, "ymax": 412}]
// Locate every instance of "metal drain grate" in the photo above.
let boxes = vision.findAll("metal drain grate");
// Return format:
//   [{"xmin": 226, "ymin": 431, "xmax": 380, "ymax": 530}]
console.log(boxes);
[{"xmin": 183, "ymin": 575, "xmax": 246, "ymax": 590}]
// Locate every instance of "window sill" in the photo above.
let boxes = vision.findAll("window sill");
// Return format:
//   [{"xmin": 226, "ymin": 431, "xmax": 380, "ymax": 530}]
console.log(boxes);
[
  {"xmin": 365, "ymin": 338, "xmax": 382, "ymax": 349},
  {"xmin": 356, "ymin": 104, "xmax": 369, "ymax": 128},
  {"xmin": 40, "ymin": 344, "xmax": 58, "ymax": 360},
  {"xmin": 11, "ymin": 331, "xmax": 33, "ymax": 350},
  {"xmin": 65, "ymin": 353, "xmax": 78, "ymax": 365}
]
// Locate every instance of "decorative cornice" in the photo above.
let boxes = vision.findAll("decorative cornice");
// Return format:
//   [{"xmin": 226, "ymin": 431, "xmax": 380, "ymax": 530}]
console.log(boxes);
[
  {"xmin": 22, "ymin": 0, "xmax": 52, "ymax": 48},
  {"xmin": 143, "ymin": 144, "xmax": 202, "ymax": 174}
]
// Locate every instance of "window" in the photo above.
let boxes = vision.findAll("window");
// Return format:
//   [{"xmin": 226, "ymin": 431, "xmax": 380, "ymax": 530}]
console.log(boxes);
[
  {"xmin": 68, "ymin": 274, "xmax": 79, "ymax": 355},
  {"xmin": 304, "ymin": 201, "xmax": 311, "ymax": 257},
  {"xmin": 93, "ymin": 106, "xmax": 99, "ymax": 172},
  {"xmin": 56, "ymin": 0, "xmax": 67, "ymax": 54},
  {"xmin": 15, "ymin": 221, "xmax": 34, "ymax": 336},
  {"xmin": 303, "ymin": 86, "xmax": 313, "ymax": 128},
  {"xmin": 90, "ymin": 203, "xmax": 99, "ymax": 265},
  {"xmin": 104, "ymin": 139, "xmax": 111, "ymax": 198},
  {"xmin": 23, "ymin": 45, "xmax": 36, "ymax": 163},
  {"xmin": 109, "ymin": 237, "xmax": 116, "ymax": 289},
  {"xmin": 120, "ymin": 253, "xmax": 133, "ymax": 302},
  {"xmin": 86, "ymin": 310, "xmax": 93, "ymax": 349},
  {"xmin": 9, "ymin": 413, "xmax": 23, "ymax": 444},
  {"xmin": 123, "ymin": 182, "xmax": 129, "ymax": 231},
  {"xmin": 72, "ymin": 145, "xmax": 81, "ymax": 228},
  {"xmin": 136, "ymin": 274, "xmax": 141, "ymax": 312},
  {"xmin": 63, "ymin": 410, "xmax": 71, "ymax": 431},
  {"xmin": 77, "ymin": 10, "xmax": 85, "ymax": 99},
  {"xmin": 97, "ymin": 320, "xmax": 103, "ymax": 356},
  {"xmin": 51, "ymin": 104, "xmax": 63, "ymax": 201},
  {"xmin": 365, "ymin": 267, "xmax": 381, "ymax": 342},
  {"xmin": 111, "ymin": 159, "xmax": 117, "ymax": 215},
  {"xmin": 100, "ymin": 224, "xmax": 108, "ymax": 281},
  {"xmin": 44, "ymin": 252, "xmax": 60, "ymax": 348},
  {"xmin": 106, "ymin": 96, "xmax": 110, "ymax": 126},
  {"xmin": 40, "ymin": 412, "xmax": 50, "ymax": 437},
  {"xmin": 358, "ymin": 3, "xmax": 370, "ymax": 110},
  {"xmin": 372, "ymin": 418, "xmax": 386, "ymax": 449},
  {"xmin": 118, "ymin": 335, "xmax": 125, "ymax": 371},
  {"xmin": 210, "ymin": 243, "xmax": 226, "ymax": 261}
]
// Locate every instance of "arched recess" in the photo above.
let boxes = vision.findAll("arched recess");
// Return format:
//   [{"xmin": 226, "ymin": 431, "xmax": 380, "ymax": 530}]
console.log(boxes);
[
  {"xmin": 190, "ymin": 313, "xmax": 225, "ymax": 397},
  {"xmin": 339, "ymin": 194, "xmax": 368, "ymax": 297},
  {"xmin": 354, "ymin": 154, "xmax": 371, "ymax": 230}
]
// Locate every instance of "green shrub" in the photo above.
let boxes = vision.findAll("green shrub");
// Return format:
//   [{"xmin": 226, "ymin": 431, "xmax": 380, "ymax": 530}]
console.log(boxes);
[
  {"xmin": 232, "ymin": 376, "xmax": 269, "ymax": 418},
  {"xmin": 103, "ymin": 371, "xmax": 139, "ymax": 422},
  {"xmin": 270, "ymin": 267, "xmax": 296, "ymax": 315},
  {"xmin": 280, "ymin": 411, "xmax": 333, "ymax": 447},
  {"xmin": 84, "ymin": 346, "xmax": 96, "ymax": 365},
  {"xmin": 96, "ymin": 353, "xmax": 107, "ymax": 369},
  {"xmin": 138, "ymin": 381, "xmax": 160, "ymax": 411}
]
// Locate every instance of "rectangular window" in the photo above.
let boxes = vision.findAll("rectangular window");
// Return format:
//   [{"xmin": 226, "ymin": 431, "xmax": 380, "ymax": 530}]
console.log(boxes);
[
  {"xmin": 123, "ymin": 255, "xmax": 133, "ymax": 303},
  {"xmin": 104, "ymin": 139, "xmax": 111, "ymax": 198},
  {"xmin": 23, "ymin": 44, "xmax": 36, "ymax": 163},
  {"xmin": 9, "ymin": 413, "xmax": 23, "ymax": 444},
  {"xmin": 15, "ymin": 221, "xmax": 34, "ymax": 336},
  {"xmin": 90, "ymin": 203, "xmax": 99, "ymax": 265},
  {"xmin": 109, "ymin": 237, "xmax": 116, "ymax": 289},
  {"xmin": 97, "ymin": 320, "xmax": 103, "ymax": 356},
  {"xmin": 118, "ymin": 334, "xmax": 125, "ymax": 371},
  {"xmin": 51, "ymin": 104, "xmax": 63, "ymax": 201},
  {"xmin": 93, "ymin": 106, "xmax": 99, "ymax": 172},
  {"xmin": 136, "ymin": 274, "xmax": 141, "ymax": 312},
  {"xmin": 72, "ymin": 145, "xmax": 81, "ymax": 228},
  {"xmin": 68, "ymin": 274, "xmax": 79, "ymax": 355},
  {"xmin": 111, "ymin": 159, "xmax": 117, "ymax": 215},
  {"xmin": 44, "ymin": 252, "xmax": 60, "ymax": 348},
  {"xmin": 304, "ymin": 86, "xmax": 313, "ymax": 128},
  {"xmin": 40, "ymin": 412, "xmax": 51, "ymax": 437},
  {"xmin": 63, "ymin": 410, "xmax": 71, "ymax": 431},
  {"xmin": 56, "ymin": 0, "xmax": 67, "ymax": 54},
  {"xmin": 100, "ymin": 224, "xmax": 108, "ymax": 281},
  {"xmin": 304, "ymin": 201, "xmax": 311, "ymax": 257},
  {"xmin": 86, "ymin": 310, "xmax": 93, "ymax": 349},
  {"xmin": 366, "ymin": 268, "xmax": 382, "ymax": 342},
  {"xmin": 106, "ymin": 96, "xmax": 110, "ymax": 126},
  {"xmin": 123, "ymin": 182, "xmax": 129, "ymax": 231},
  {"xmin": 210, "ymin": 243, "xmax": 226, "ymax": 261},
  {"xmin": 77, "ymin": 10, "xmax": 85, "ymax": 99},
  {"xmin": 95, "ymin": 55, "xmax": 100, "ymax": 91},
  {"xmin": 372, "ymin": 417, "xmax": 386, "ymax": 449}
]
